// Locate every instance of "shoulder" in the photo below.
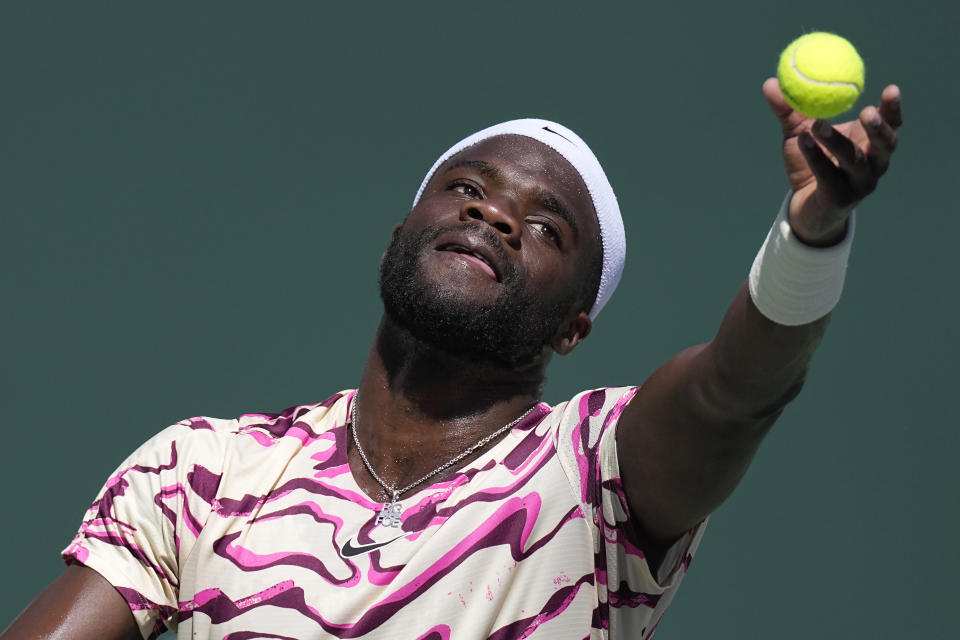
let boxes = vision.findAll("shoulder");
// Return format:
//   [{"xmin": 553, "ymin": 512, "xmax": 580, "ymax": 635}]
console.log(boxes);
[
  {"xmin": 544, "ymin": 386, "xmax": 638, "ymax": 505},
  {"xmin": 111, "ymin": 390, "xmax": 355, "ymax": 485},
  {"xmin": 545, "ymin": 386, "xmax": 640, "ymax": 435},
  {"xmin": 170, "ymin": 389, "xmax": 354, "ymax": 446},
  {"xmin": 229, "ymin": 389, "xmax": 354, "ymax": 446}
]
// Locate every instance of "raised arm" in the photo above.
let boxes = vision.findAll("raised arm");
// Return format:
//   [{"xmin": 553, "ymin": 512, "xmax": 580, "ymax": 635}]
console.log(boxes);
[
  {"xmin": 616, "ymin": 79, "xmax": 902, "ymax": 546},
  {"xmin": 1, "ymin": 564, "xmax": 140, "ymax": 640}
]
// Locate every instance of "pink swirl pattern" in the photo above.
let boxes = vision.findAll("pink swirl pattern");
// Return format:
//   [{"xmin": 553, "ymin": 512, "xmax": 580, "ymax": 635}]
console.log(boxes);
[{"xmin": 63, "ymin": 388, "xmax": 705, "ymax": 639}]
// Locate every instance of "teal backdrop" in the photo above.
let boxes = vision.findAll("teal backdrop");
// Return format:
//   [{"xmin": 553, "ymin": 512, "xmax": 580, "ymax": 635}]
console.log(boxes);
[{"xmin": 2, "ymin": 1, "xmax": 955, "ymax": 637}]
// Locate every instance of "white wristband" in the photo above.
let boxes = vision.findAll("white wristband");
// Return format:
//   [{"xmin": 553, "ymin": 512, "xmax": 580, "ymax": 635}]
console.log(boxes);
[{"xmin": 748, "ymin": 192, "xmax": 855, "ymax": 326}]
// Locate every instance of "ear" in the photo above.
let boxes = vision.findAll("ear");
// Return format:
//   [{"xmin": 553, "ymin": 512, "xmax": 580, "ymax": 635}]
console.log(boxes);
[
  {"xmin": 551, "ymin": 311, "xmax": 592, "ymax": 355},
  {"xmin": 381, "ymin": 223, "xmax": 404, "ymax": 264}
]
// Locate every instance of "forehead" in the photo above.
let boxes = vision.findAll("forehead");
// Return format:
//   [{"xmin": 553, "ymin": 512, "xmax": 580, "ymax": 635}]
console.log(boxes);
[{"xmin": 435, "ymin": 134, "xmax": 598, "ymax": 230}]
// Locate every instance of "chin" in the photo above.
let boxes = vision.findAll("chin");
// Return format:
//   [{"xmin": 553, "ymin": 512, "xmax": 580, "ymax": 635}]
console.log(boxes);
[{"xmin": 379, "ymin": 226, "xmax": 575, "ymax": 370}]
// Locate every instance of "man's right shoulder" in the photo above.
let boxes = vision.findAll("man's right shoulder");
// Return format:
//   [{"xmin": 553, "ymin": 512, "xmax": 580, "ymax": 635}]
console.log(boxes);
[
  {"xmin": 166, "ymin": 388, "xmax": 354, "ymax": 443},
  {"xmin": 83, "ymin": 389, "xmax": 356, "ymax": 528}
]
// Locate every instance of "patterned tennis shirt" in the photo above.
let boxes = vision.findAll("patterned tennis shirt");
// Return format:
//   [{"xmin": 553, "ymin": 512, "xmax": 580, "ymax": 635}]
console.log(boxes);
[{"xmin": 63, "ymin": 387, "xmax": 706, "ymax": 639}]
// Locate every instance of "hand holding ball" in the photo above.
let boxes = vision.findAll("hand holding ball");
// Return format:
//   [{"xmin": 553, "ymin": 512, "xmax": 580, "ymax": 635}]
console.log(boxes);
[{"xmin": 777, "ymin": 32, "xmax": 864, "ymax": 118}]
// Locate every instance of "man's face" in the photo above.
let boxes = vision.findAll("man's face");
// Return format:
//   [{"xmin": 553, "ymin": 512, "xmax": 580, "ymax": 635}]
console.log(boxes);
[{"xmin": 379, "ymin": 135, "xmax": 601, "ymax": 369}]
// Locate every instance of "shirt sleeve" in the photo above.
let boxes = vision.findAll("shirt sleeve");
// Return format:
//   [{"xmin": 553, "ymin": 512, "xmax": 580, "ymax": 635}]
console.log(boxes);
[
  {"xmin": 61, "ymin": 417, "xmax": 231, "ymax": 639},
  {"xmin": 555, "ymin": 386, "xmax": 708, "ymax": 638}
]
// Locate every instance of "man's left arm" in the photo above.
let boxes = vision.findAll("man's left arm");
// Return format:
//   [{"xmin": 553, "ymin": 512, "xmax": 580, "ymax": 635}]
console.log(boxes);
[{"xmin": 615, "ymin": 79, "xmax": 903, "ymax": 548}]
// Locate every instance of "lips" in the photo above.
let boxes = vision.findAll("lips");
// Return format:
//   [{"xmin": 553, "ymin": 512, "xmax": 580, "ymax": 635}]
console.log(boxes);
[{"xmin": 436, "ymin": 235, "xmax": 503, "ymax": 282}]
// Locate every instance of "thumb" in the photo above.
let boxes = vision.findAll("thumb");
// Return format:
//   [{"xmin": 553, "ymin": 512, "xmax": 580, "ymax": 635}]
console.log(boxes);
[{"xmin": 763, "ymin": 77, "xmax": 808, "ymax": 138}]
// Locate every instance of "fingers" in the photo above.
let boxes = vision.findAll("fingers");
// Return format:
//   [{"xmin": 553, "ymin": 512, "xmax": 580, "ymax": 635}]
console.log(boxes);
[
  {"xmin": 879, "ymin": 84, "xmax": 903, "ymax": 128},
  {"xmin": 811, "ymin": 119, "xmax": 860, "ymax": 169},
  {"xmin": 762, "ymin": 77, "xmax": 809, "ymax": 137},
  {"xmin": 798, "ymin": 130, "xmax": 859, "ymax": 207},
  {"xmin": 860, "ymin": 106, "xmax": 898, "ymax": 175},
  {"xmin": 762, "ymin": 77, "xmax": 790, "ymax": 116},
  {"xmin": 800, "ymin": 84, "xmax": 903, "ymax": 201},
  {"xmin": 858, "ymin": 85, "xmax": 902, "ymax": 175}
]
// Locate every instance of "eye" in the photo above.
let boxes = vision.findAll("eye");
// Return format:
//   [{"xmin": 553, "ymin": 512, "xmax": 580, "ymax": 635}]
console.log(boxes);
[
  {"xmin": 528, "ymin": 219, "xmax": 560, "ymax": 245},
  {"xmin": 449, "ymin": 181, "xmax": 482, "ymax": 199}
]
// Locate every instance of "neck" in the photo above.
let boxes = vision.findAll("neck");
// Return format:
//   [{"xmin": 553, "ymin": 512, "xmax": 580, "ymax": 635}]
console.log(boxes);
[{"xmin": 350, "ymin": 315, "xmax": 547, "ymax": 493}]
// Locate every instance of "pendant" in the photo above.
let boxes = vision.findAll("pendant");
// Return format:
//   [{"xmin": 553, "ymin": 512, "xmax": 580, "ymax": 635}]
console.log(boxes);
[{"xmin": 375, "ymin": 492, "xmax": 403, "ymax": 528}]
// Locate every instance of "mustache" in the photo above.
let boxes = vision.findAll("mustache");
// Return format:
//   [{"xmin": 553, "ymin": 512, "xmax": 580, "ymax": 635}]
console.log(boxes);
[{"xmin": 420, "ymin": 222, "xmax": 516, "ymax": 281}]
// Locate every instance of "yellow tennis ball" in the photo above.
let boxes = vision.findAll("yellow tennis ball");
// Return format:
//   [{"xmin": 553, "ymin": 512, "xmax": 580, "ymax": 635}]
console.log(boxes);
[{"xmin": 777, "ymin": 32, "xmax": 865, "ymax": 119}]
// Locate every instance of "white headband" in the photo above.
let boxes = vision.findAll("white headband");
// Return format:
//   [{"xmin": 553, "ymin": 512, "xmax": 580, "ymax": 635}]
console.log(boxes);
[{"xmin": 412, "ymin": 118, "xmax": 625, "ymax": 320}]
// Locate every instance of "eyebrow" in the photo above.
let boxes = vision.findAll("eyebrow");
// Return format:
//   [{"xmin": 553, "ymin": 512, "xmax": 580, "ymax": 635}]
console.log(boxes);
[
  {"xmin": 534, "ymin": 187, "xmax": 580, "ymax": 235},
  {"xmin": 439, "ymin": 159, "xmax": 504, "ymax": 183}
]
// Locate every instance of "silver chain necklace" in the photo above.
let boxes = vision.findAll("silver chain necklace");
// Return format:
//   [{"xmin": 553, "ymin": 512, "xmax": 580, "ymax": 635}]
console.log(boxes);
[{"xmin": 348, "ymin": 394, "xmax": 536, "ymax": 528}]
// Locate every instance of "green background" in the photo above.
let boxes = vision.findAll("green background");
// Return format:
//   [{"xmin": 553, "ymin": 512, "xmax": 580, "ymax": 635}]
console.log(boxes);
[{"xmin": 2, "ymin": 1, "xmax": 955, "ymax": 637}]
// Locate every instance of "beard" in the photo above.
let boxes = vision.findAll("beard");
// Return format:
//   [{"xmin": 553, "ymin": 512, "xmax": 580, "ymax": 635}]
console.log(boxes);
[{"xmin": 378, "ymin": 223, "xmax": 579, "ymax": 369}]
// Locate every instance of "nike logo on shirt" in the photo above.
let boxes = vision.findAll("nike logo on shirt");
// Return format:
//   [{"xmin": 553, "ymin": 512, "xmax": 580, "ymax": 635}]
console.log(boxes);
[{"xmin": 340, "ymin": 535, "xmax": 406, "ymax": 558}]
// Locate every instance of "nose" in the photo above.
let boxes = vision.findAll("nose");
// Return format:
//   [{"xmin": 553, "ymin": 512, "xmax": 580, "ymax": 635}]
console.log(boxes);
[{"xmin": 459, "ymin": 198, "xmax": 521, "ymax": 246}]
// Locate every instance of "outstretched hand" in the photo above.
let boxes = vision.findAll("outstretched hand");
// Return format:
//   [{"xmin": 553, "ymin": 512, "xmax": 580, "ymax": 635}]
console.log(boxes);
[{"xmin": 762, "ymin": 77, "xmax": 902, "ymax": 246}]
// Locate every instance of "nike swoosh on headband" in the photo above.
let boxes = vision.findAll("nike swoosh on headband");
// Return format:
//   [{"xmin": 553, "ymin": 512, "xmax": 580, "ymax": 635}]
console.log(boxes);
[
  {"xmin": 541, "ymin": 125, "xmax": 573, "ymax": 143},
  {"xmin": 340, "ymin": 535, "xmax": 406, "ymax": 558}
]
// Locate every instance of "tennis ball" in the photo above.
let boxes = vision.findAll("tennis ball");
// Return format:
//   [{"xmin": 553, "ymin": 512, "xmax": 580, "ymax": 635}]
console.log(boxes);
[{"xmin": 777, "ymin": 32, "xmax": 865, "ymax": 119}]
